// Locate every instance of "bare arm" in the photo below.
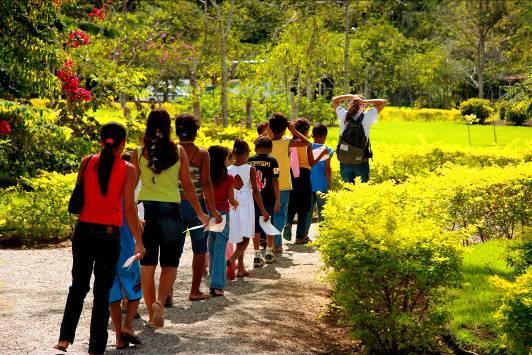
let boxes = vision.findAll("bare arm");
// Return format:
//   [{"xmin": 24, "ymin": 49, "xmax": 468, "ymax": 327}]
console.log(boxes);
[
  {"xmin": 325, "ymin": 157, "xmax": 332, "ymax": 191},
  {"xmin": 199, "ymin": 150, "xmax": 222, "ymax": 222},
  {"xmin": 273, "ymin": 177, "xmax": 280, "ymax": 213},
  {"xmin": 250, "ymin": 166, "xmax": 269, "ymax": 221},
  {"xmin": 331, "ymin": 94, "xmax": 359, "ymax": 109},
  {"xmin": 130, "ymin": 148, "xmax": 141, "ymax": 184},
  {"xmin": 228, "ymin": 186, "xmax": 238, "ymax": 209},
  {"xmin": 124, "ymin": 164, "xmax": 145, "ymax": 258},
  {"xmin": 287, "ymin": 121, "xmax": 311, "ymax": 147},
  {"xmin": 179, "ymin": 146, "xmax": 210, "ymax": 226},
  {"xmin": 362, "ymin": 99, "xmax": 388, "ymax": 113},
  {"xmin": 307, "ymin": 144, "xmax": 328, "ymax": 167}
]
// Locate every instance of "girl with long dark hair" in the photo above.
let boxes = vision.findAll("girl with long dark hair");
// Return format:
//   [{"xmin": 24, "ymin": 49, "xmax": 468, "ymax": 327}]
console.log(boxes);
[
  {"xmin": 175, "ymin": 114, "xmax": 222, "ymax": 302},
  {"xmin": 131, "ymin": 110, "xmax": 209, "ymax": 328},
  {"xmin": 54, "ymin": 122, "xmax": 145, "ymax": 355}
]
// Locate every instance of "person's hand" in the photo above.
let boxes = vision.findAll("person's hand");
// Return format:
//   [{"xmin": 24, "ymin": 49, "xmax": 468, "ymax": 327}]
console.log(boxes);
[
  {"xmin": 139, "ymin": 219, "xmax": 145, "ymax": 234},
  {"xmin": 198, "ymin": 212, "xmax": 210, "ymax": 227},
  {"xmin": 231, "ymin": 199, "xmax": 239, "ymax": 210},
  {"xmin": 135, "ymin": 243, "xmax": 146, "ymax": 260},
  {"xmin": 288, "ymin": 121, "xmax": 296, "ymax": 133},
  {"xmin": 262, "ymin": 211, "xmax": 270, "ymax": 223},
  {"xmin": 212, "ymin": 210, "xmax": 223, "ymax": 224},
  {"xmin": 274, "ymin": 201, "xmax": 280, "ymax": 213}
]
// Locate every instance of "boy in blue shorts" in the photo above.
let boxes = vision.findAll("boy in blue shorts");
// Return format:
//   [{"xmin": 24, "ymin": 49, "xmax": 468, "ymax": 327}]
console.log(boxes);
[{"xmin": 109, "ymin": 153, "xmax": 143, "ymax": 349}]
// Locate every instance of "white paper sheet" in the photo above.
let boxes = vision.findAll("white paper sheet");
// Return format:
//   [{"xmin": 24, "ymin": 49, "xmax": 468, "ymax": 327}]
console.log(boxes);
[
  {"xmin": 184, "ymin": 224, "xmax": 205, "ymax": 234},
  {"xmin": 259, "ymin": 216, "xmax": 281, "ymax": 235},
  {"xmin": 207, "ymin": 214, "xmax": 227, "ymax": 233},
  {"xmin": 122, "ymin": 253, "xmax": 140, "ymax": 268}
]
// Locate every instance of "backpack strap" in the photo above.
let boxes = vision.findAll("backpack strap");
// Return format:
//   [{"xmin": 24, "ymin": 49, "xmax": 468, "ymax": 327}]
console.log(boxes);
[{"xmin": 78, "ymin": 155, "xmax": 94, "ymax": 182}]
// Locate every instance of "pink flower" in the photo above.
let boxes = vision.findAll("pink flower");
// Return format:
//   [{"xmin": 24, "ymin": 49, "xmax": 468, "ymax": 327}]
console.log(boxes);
[{"xmin": 88, "ymin": 8, "xmax": 105, "ymax": 21}]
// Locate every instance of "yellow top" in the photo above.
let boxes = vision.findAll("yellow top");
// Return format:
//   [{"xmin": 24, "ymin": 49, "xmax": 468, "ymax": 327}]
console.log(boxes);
[
  {"xmin": 271, "ymin": 138, "xmax": 292, "ymax": 191},
  {"xmin": 137, "ymin": 146, "xmax": 181, "ymax": 203},
  {"xmin": 296, "ymin": 146, "xmax": 310, "ymax": 170}
]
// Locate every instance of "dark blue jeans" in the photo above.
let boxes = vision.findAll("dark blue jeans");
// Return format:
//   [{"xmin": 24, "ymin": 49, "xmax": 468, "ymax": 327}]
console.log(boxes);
[
  {"xmin": 340, "ymin": 162, "xmax": 370, "ymax": 183},
  {"xmin": 181, "ymin": 199, "xmax": 208, "ymax": 254},
  {"xmin": 59, "ymin": 221, "xmax": 120, "ymax": 354}
]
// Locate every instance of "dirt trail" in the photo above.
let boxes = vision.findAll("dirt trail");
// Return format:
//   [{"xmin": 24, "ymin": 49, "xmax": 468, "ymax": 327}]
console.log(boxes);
[{"xmin": 0, "ymin": 224, "xmax": 354, "ymax": 354}]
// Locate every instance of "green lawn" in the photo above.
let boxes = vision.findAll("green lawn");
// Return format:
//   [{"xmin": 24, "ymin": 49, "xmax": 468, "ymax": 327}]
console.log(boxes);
[
  {"xmin": 447, "ymin": 239, "xmax": 515, "ymax": 353},
  {"xmin": 326, "ymin": 121, "xmax": 532, "ymax": 147}
]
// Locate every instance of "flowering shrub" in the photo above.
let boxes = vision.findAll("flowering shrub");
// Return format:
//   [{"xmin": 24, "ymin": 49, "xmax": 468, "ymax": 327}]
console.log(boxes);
[
  {"xmin": 67, "ymin": 29, "xmax": 90, "ymax": 48},
  {"xmin": 56, "ymin": 60, "xmax": 91, "ymax": 103},
  {"xmin": 0, "ymin": 119, "xmax": 11, "ymax": 136}
]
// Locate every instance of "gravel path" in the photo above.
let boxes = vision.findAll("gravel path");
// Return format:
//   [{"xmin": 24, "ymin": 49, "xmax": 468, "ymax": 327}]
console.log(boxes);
[{"xmin": 0, "ymin": 224, "xmax": 353, "ymax": 354}]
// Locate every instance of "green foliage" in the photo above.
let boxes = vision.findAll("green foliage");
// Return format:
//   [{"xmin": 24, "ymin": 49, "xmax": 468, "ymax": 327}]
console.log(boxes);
[
  {"xmin": 506, "ymin": 230, "xmax": 532, "ymax": 275},
  {"xmin": 459, "ymin": 98, "xmax": 493, "ymax": 124},
  {"xmin": 505, "ymin": 100, "xmax": 531, "ymax": 126},
  {"xmin": 0, "ymin": 172, "xmax": 76, "ymax": 245},
  {"xmin": 491, "ymin": 268, "xmax": 532, "ymax": 354},
  {"xmin": 316, "ymin": 182, "xmax": 463, "ymax": 353},
  {"xmin": 0, "ymin": 0, "xmax": 63, "ymax": 98},
  {"xmin": 0, "ymin": 101, "xmax": 93, "ymax": 179}
]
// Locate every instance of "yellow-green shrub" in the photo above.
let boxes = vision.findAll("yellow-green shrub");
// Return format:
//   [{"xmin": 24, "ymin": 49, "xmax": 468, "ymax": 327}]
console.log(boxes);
[
  {"xmin": 379, "ymin": 107, "xmax": 461, "ymax": 122},
  {"xmin": 316, "ymin": 182, "xmax": 463, "ymax": 353},
  {"xmin": 0, "ymin": 172, "xmax": 76, "ymax": 245},
  {"xmin": 491, "ymin": 268, "xmax": 532, "ymax": 354}
]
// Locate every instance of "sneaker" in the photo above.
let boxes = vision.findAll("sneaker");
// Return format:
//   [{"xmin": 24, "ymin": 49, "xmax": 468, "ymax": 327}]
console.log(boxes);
[
  {"xmin": 282, "ymin": 225, "xmax": 292, "ymax": 241},
  {"xmin": 254, "ymin": 256, "xmax": 265, "ymax": 268},
  {"xmin": 265, "ymin": 250, "xmax": 275, "ymax": 264}
]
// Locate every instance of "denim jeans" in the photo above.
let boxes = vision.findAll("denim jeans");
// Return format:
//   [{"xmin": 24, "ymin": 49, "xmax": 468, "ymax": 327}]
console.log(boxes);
[
  {"xmin": 302, "ymin": 192, "xmax": 327, "ymax": 237},
  {"xmin": 340, "ymin": 162, "xmax": 370, "ymax": 183},
  {"xmin": 59, "ymin": 221, "xmax": 120, "ymax": 354},
  {"xmin": 181, "ymin": 199, "xmax": 208, "ymax": 254},
  {"xmin": 208, "ymin": 212, "xmax": 230, "ymax": 289},
  {"xmin": 273, "ymin": 190, "xmax": 290, "ymax": 247},
  {"xmin": 141, "ymin": 201, "xmax": 185, "ymax": 267}
]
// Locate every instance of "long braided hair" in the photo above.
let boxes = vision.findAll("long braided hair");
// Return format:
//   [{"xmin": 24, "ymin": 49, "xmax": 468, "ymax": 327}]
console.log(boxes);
[{"xmin": 142, "ymin": 110, "xmax": 179, "ymax": 174}]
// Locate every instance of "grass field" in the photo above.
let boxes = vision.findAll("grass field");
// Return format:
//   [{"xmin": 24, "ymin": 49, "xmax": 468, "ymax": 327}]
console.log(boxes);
[
  {"xmin": 447, "ymin": 240, "xmax": 515, "ymax": 353},
  {"xmin": 326, "ymin": 121, "xmax": 532, "ymax": 148}
]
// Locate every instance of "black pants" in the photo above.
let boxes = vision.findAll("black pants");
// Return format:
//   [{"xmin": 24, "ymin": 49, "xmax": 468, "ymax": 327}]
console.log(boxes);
[
  {"xmin": 59, "ymin": 221, "xmax": 120, "ymax": 354},
  {"xmin": 287, "ymin": 168, "xmax": 312, "ymax": 240}
]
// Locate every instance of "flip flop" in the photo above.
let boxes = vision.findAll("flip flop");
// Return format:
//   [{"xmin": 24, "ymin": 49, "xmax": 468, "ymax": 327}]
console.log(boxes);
[
  {"xmin": 53, "ymin": 344, "xmax": 67, "ymax": 353},
  {"xmin": 189, "ymin": 293, "xmax": 210, "ymax": 301},
  {"xmin": 210, "ymin": 288, "xmax": 224, "ymax": 297},
  {"xmin": 164, "ymin": 295, "xmax": 173, "ymax": 307},
  {"xmin": 236, "ymin": 271, "xmax": 250, "ymax": 278},
  {"xmin": 116, "ymin": 341, "xmax": 129, "ymax": 350},
  {"xmin": 121, "ymin": 332, "xmax": 142, "ymax": 345}
]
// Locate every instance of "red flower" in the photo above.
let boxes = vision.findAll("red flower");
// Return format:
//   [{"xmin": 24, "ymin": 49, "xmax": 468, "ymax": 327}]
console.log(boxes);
[
  {"xmin": 56, "ymin": 60, "xmax": 92, "ymax": 103},
  {"xmin": 0, "ymin": 120, "xmax": 12, "ymax": 136},
  {"xmin": 68, "ymin": 30, "xmax": 90, "ymax": 47},
  {"xmin": 88, "ymin": 8, "xmax": 105, "ymax": 21}
]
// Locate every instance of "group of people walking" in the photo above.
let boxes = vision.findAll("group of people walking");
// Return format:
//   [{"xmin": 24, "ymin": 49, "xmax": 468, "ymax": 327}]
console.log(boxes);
[{"xmin": 53, "ymin": 94, "xmax": 386, "ymax": 354}]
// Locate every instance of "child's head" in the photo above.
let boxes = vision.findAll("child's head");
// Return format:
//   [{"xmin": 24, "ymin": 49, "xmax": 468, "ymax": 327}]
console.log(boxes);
[
  {"xmin": 268, "ymin": 112, "xmax": 289, "ymax": 137},
  {"xmin": 312, "ymin": 123, "xmax": 328, "ymax": 144},
  {"xmin": 208, "ymin": 145, "xmax": 230, "ymax": 186},
  {"xmin": 257, "ymin": 122, "xmax": 269, "ymax": 135},
  {"xmin": 294, "ymin": 118, "xmax": 310, "ymax": 137},
  {"xmin": 121, "ymin": 151, "xmax": 132, "ymax": 162},
  {"xmin": 232, "ymin": 138, "xmax": 250, "ymax": 163},
  {"xmin": 254, "ymin": 136, "xmax": 273, "ymax": 155},
  {"xmin": 175, "ymin": 114, "xmax": 200, "ymax": 142}
]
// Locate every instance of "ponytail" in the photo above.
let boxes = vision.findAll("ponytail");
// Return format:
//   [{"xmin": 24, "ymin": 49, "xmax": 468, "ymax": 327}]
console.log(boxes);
[
  {"xmin": 99, "ymin": 122, "xmax": 126, "ymax": 196},
  {"xmin": 143, "ymin": 110, "xmax": 178, "ymax": 174}
]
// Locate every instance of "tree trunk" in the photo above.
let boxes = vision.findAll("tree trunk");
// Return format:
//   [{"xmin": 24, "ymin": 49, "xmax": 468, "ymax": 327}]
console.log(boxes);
[
  {"xmin": 245, "ymin": 97, "xmax": 252, "ymax": 129},
  {"xmin": 190, "ymin": 70, "xmax": 201, "ymax": 123},
  {"xmin": 478, "ymin": 32, "xmax": 485, "ymax": 99},
  {"xmin": 217, "ymin": 0, "xmax": 236, "ymax": 127},
  {"xmin": 343, "ymin": 0, "xmax": 351, "ymax": 93}
]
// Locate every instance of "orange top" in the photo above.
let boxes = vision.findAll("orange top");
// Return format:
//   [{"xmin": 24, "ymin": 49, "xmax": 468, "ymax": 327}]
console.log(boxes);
[
  {"xmin": 296, "ymin": 146, "xmax": 310, "ymax": 169},
  {"xmin": 79, "ymin": 154, "xmax": 128, "ymax": 227}
]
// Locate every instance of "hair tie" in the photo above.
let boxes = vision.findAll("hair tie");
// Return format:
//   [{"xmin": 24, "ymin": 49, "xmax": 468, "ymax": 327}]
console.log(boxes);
[{"xmin": 105, "ymin": 138, "xmax": 114, "ymax": 145}]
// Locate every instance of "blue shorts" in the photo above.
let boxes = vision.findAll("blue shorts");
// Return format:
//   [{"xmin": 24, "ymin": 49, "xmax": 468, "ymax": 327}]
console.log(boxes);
[
  {"xmin": 181, "ymin": 199, "xmax": 208, "ymax": 254},
  {"xmin": 109, "ymin": 262, "xmax": 142, "ymax": 303}
]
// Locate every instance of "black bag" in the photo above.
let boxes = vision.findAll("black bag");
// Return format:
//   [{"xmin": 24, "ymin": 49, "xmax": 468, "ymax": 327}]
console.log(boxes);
[
  {"xmin": 336, "ymin": 112, "xmax": 372, "ymax": 165},
  {"xmin": 68, "ymin": 155, "xmax": 94, "ymax": 214}
]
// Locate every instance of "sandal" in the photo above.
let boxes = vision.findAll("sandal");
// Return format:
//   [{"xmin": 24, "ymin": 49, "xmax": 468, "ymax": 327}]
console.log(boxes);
[
  {"xmin": 121, "ymin": 332, "xmax": 142, "ymax": 345},
  {"xmin": 151, "ymin": 301, "xmax": 164, "ymax": 328},
  {"xmin": 164, "ymin": 294, "xmax": 173, "ymax": 307},
  {"xmin": 210, "ymin": 288, "xmax": 224, "ymax": 297},
  {"xmin": 53, "ymin": 344, "xmax": 68, "ymax": 353},
  {"xmin": 294, "ymin": 239, "xmax": 307, "ymax": 244},
  {"xmin": 116, "ymin": 341, "xmax": 129, "ymax": 350},
  {"xmin": 236, "ymin": 271, "xmax": 250, "ymax": 278},
  {"xmin": 189, "ymin": 293, "xmax": 210, "ymax": 301}
]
